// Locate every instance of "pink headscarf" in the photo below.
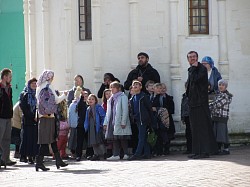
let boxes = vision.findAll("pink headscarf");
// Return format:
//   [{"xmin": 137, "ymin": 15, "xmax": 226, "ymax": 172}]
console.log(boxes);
[{"xmin": 37, "ymin": 70, "xmax": 54, "ymax": 87}]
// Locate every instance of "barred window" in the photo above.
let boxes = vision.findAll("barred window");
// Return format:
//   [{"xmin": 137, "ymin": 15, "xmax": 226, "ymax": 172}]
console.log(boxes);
[
  {"xmin": 188, "ymin": 0, "xmax": 209, "ymax": 34},
  {"xmin": 79, "ymin": 0, "xmax": 92, "ymax": 40}
]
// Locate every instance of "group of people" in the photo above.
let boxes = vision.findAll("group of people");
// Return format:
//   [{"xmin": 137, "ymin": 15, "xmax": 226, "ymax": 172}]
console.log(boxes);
[{"xmin": 0, "ymin": 51, "xmax": 233, "ymax": 171}]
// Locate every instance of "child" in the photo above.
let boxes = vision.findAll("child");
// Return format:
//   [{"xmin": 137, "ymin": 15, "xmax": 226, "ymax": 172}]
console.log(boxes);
[
  {"xmin": 101, "ymin": 89, "xmax": 111, "ymax": 112},
  {"xmin": 181, "ymin": 82, "xmax": 192, "ymax": 154},
  {"xmin": 128, "ymin": 80, "xmax": 153, "ymax": 160},
  {"xmin": 209, "ymin": 79, "xmax": 233, "ymax": 155},
  {"xmin": 68, "ymin": 86, "xmax": 82, "ymax": 158},
  {"xmin": 84, "ymin": 94, "xmax": 106, "ymax": 161},
  {"xmin": 161, "ymin": 83, "xmax": 175, "ymax": 154},
  {"xmin": 145, "ymin": 80, "xmax": 155, "ymax": 101},
  {"xmin": 75, "ymin": 90, "xmax": 90, "ymax": 161},
  {"xmin": 57, "ymin": 117, "xmax": 70, "ymax": 159},
  {"xmin": 151, "ymin": 83, "xmax": 167, "ymax": 156},
  {"xmin": 104, "ymin": 82, "xmax": 132, "ymax": 160},
  {"xmin": 101, "ymin": 89, "xmax": 112, "ymax": 158}
]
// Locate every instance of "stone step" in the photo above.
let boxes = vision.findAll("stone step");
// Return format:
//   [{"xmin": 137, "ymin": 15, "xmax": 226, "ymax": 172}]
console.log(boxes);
[{"xmin": 170, "ymin": 132, "xmax": 250, "ymax": 151}]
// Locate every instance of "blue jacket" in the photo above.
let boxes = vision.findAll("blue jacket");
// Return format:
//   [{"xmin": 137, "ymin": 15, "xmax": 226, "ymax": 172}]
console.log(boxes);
[{"xmin": 84, "ymin": 104, "xmax": 106, "ymax": 133}]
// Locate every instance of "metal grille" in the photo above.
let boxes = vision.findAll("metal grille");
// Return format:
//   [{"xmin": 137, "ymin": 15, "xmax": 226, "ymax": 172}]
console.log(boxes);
[
  {"xmin": 188, "ymin": 0, "xmax": 209, "ymax": 34},
  {"xmin": 79, "ymin": 0, "xmax": 92, "ymax": 40}
]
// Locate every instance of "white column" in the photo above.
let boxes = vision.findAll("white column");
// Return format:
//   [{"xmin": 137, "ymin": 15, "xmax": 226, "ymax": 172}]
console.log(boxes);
[
  {"xmin": 217, "ymin": 0, "xmax": 229, "ymax": 80},
  {"xmin": 23, "ymin": 0, "xmax": 30, "ymax": 81},
  {"xmin": 92, "ymin": 0, "xmax": 102, "ymax": 93},
  {"xmin": 64, "ymin": 0, "xmax": 73, "ymax": 89},
  {"xmin": 27, "ymin": 0, "xmax": 37, "ymax": 78},
  {"xmin": 169, "ymin": 0, "xmax": 182, "ymax": 128},
  {"xmin": 41, "ymin": 0, "xmax": 50, "ymax": 69},
  {"xmin": 129, "ymin": 0, "xmax": 139, "ymax": 69}
]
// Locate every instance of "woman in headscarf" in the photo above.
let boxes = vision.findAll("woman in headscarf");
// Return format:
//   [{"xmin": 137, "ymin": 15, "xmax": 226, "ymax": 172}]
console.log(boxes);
[
  {"xmin": 19, "ymin": 78, "xmax": 39, "ymax": 164},
  {"xmin": 201, "ymin": 56, "xmax": 222, "ymax": 93},
  {"xmin": 35, "ymin": 70, "xmax": 68, "ymax": 171}
]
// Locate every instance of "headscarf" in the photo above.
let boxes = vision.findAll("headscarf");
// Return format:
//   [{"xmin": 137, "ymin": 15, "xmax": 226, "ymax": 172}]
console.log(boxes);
[
  {"xmin": 37, "ymin": 70, "xmax": 54, "ymax": 87},
  {"xmin": 21, "ymin": 78, "xmax": 37, "ymax": 113},
  {"xmin": 202, "ymin": 56, "xmax": 214, "ymax": 68},
  {"xmin": 218, "ymin": 79, "xmax": 228, "ymax": 88}
]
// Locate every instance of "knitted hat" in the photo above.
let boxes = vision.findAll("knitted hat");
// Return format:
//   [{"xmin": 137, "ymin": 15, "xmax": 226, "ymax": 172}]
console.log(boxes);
[
  {"xmin": 74, "ymin": 86, "xmax": 82, "ymax": 99},
  {"xmin": 202, "ymin": 56, "xmax": 214, "ymax": 68}
]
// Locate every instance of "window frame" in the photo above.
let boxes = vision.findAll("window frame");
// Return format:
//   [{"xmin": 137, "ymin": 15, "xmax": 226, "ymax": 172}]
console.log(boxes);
[
  {"xmin": 188, "ymin": 0, "xmax": 209, "ymax": 35},
  {"xmin": 78, "ymin": 0, "xmax": 92, "ymax": 41}
]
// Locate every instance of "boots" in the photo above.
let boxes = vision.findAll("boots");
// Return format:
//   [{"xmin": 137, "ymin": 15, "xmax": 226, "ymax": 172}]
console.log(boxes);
[
  {"xmin": 0, "ymin": 160, "xmax": 6, "ymax": 169},
  {"xmin": 35, "ymin": 155, "xmax": 50, "ymax": 172},
  {"xmin": 54, "ymin": 152, "xmax": 68, "ymax": 169}
]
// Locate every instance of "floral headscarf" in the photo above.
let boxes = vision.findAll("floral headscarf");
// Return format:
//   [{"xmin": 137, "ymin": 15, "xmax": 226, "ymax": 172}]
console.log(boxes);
[{"xmin": 37, "ymin": 70, "xmax": 54, "ymax": 87}]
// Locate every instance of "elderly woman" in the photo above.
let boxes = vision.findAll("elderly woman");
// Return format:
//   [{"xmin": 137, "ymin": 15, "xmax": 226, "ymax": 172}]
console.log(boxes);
[
  {"xmin": 201, "ymin": 56, "xmax": 222, "ymax": 93},
  {"xmin": 35, "ymin": 70, "xmax": 68, "ymax": 171},
  {"xmin": 19, "ymin": 78, "xmax": 39, "ymax": 164}
]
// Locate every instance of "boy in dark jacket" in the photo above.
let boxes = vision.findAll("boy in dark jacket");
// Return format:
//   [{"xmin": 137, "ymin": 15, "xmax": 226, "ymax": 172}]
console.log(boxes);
[{"xmin": 128, "ymin": 80, "xmax": 153, "ymax": 160}]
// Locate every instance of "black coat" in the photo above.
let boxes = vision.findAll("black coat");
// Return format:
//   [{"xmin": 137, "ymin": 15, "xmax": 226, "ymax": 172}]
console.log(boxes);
[
  {"xmin": 77, "ymin": 96, "xmax": 88, "ymax": 127},
  {"xmin": 152, "ymin": 94, "xmax": 175, "ymax": 138},
  {"xmin": 124, "ymin": 63, "xmax": 160, "ymax": 93},
  {"xmin": 19, "ymin": 92, "xmax": 37, "ymax": 126},
  {"xmin": 0, "ymin": 85, "xmax": 13, "ymax": 118},
  {"xmin": 186, "ymin": 62, "xmax": 209, "ymax": 107},
  {"xmin": 129, "ymin": 92, "xmax": 153, "ymax": 127}
]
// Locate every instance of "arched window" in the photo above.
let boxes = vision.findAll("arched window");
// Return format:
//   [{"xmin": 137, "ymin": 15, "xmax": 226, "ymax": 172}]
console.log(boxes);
[
  {"xmin": 189, "ymin": 0, "xmax": 209, "ymax": 34},
  {"xmin": 79, "ymin": 0, "xmax": 92, "ymax": 40}
]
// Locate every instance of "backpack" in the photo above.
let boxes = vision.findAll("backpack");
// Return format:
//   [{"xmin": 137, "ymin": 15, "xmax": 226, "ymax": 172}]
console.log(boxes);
[
  {"xmin": 158, "ymin": 107, "xmax": 170, "ymax": 128},
  {"xmin": 38, "ymin": 84, "xmax": 57, "ymax": 115}
]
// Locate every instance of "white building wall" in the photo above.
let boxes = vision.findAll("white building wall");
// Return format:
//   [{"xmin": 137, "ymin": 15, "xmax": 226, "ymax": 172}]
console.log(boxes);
[{"xmin": 24, "ymin": 0, "xmax": 250, "ymax": 133}]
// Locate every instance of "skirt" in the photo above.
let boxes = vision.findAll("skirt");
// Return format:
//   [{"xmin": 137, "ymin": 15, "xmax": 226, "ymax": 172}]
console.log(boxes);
[
  {"xmin": 213, "ymin": 121, "xmax": 229, "ymax": 144},
  {"xmin": 38, "ymin": 117, "xmax": 56, "ymax": 144}
]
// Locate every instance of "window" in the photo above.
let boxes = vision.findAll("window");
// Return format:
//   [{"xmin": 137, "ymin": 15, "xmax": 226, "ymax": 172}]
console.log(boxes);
[
  {"xmin": 188, "ymin": 0, "xmax": 209, "ymax": 34},
  {"xmin": 79, "ymin": 0, "xmax": 92, "ymax": 40}
]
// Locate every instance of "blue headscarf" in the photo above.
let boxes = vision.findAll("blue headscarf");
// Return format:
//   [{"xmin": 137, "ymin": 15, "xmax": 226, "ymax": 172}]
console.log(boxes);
[
  {"xmin": 22, "ymin": 79, "xmax": 37, "ymax": 113},
  {"xmin": 202, "ymin": 56, "xmax": 214, "ymax": 68}
]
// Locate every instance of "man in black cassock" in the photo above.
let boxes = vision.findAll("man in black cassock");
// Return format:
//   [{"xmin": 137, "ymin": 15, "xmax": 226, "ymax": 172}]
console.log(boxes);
[{"xmin": 186, "ymin": 51, "xmax": 218, "ymax": 159}]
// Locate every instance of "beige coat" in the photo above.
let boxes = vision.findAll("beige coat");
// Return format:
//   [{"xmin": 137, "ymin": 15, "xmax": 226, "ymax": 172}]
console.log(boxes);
[{"xmin": 12, "ymin": 101, "xmax": 22, "ymax": 129}]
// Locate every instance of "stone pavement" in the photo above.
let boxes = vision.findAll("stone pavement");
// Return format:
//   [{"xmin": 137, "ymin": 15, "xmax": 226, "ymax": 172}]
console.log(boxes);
[{"xmin": 1, "ymin": 145, "xmax": 250, "ymax": 187}]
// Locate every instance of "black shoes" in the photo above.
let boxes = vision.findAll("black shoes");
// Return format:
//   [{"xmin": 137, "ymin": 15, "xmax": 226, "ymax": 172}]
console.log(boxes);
[
  {"xmin": 188, "ymin": 153, "xmax": 209, "ymax": 159},
  {"xmin": 35, "ymin": 156, "xmax": 50, "ymax": 172},
  {"xmin": 76, "ymin": 157, "xmax": 81, "ymax": 162},
  {"xmin": 28, "ymin": 157, "xmax": 34, "ymax": 165},
  {"xmin": 6, "ymin": 160, "xmax": 17, "ymax": 166},
  {"xmin": 128, "ymin": 155, "xmax": 141, "ymax": 161},
  {"xmin": 20, "ymin": 156, "xmax": 28, "ymax": 163},
  {"xmin": 90, "ymin": 155, "xmax": 100, "ymax": 161},
  {"xmin": 218, "ymin": 150, "xmax": 230, "ymax": 155},
  {"xmin": 0, "ymin": 160, "xmax": 6, "ymax": 169},
  {"xmin": 54, "ymin": 152, "xmax": 68, "ymax": 169}
]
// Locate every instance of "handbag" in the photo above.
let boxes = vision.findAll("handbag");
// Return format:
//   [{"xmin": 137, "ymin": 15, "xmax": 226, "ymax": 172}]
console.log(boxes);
[{"xmin": 147, "ymin": 129, "xmax": 157, "ymax": 147}]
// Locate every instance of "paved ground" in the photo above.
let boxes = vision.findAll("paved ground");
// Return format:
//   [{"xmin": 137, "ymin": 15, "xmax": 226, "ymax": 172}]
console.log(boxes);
[{"xmin": 1, "ymin": 145, "xmax": 250, "ymax": 187}]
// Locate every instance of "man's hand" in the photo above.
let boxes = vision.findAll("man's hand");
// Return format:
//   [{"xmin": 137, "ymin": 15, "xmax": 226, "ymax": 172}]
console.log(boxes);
[{"xmin": 137, "ymin": 76, "xmax": 143, "ymax": 82}]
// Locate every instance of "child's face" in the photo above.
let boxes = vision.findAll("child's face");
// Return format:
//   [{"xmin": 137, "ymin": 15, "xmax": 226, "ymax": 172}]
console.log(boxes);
[
  {"xmin": 146, "ymin": 84, "xmax": 154, "ymax": 93},
  {"xmin": 132, "ymin": 83, "xmax": 142, "ymax": 93},
  {"xmin": 218, "ymin": 84, "xmax": 227, "ymax": 92},
  {"xmin": 130, "ymin": 87, "xmax": 135, "ymax": 95},
  {"xmin": 87, "ymin": 96, "xmax": 96, "ymax": 106},
  {"xmin": 110, "ymin": 86, "xmax": 119, "ymax": 94},
  {"xmin": 105, "ymin": 90, "xmax": 111, "ymax": 100},
  {"xmin": 83, "ymin": 93, "xmax": 89, "ymax": 101},
  {"xmin": 161, "ymin": 85, "xmax": 167, "ymax": 94},
  {"xmin": 154, "ymin": 86, "xmax": 162, "ymax": 95}
]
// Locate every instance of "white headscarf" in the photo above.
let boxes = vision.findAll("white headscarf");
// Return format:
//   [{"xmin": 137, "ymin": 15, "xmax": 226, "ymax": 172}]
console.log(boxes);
[{"xmin": 37, "ymin": 70, "xmax": 54, "ymax": 87}]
